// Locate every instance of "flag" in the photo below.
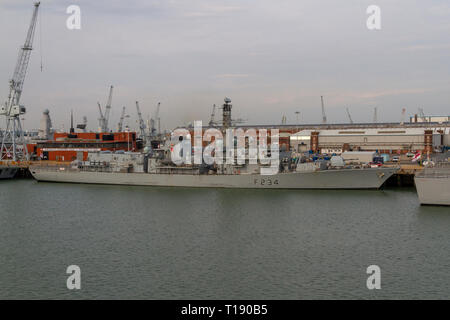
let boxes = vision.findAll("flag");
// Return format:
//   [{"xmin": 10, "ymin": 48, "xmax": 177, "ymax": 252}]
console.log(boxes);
[{"xmin": 411, "ymin": 151, "xmax": 421, "ymax": 162}]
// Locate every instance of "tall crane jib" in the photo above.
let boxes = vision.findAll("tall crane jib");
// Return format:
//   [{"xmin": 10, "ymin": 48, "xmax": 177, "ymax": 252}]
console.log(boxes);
[
  {"xmin": 103, "ymin": 85, "xmax": 113, "ymax": 132},
  {"xmin": 155, "ymin": 102, "xmax": 161, "ymax": 135},
  {"xmin": 96, "ymin": 85, "xmax": 114, "ymax": 132},
  {"xmin": 0, "ymin": 2, "xmax": 40, "ymax": 161},
  {"xmin": 320, "ymin": 96, "xmax": 327, "ymax": 124},
  {"xmin": 104, "ymin": 85, "xmax": 113, "ymax": 131},
  {"xmin": 97, "ymin": 102, "xmax": 104, "ymax": 131},
  {"xmin": 118, "ymin": 107, "xmax": 126, "ymax": 132},
  {"xmin": 150, "ymin": 102, "xmax": 161, "ymax": 136},
  {"xmin": 209, "ymin": 104, "xmax": 216, "ymax": 126},
  {"xmin": 346, "ymin": 107, "xmax": 354, "ymax": 124},
  {"xmin": 135, "ymin": 101, "xmax": 146, "ymax": 139}
]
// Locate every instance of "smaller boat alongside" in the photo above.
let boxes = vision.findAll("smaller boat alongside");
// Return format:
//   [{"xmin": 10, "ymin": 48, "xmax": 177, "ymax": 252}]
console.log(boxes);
[{"xmin": 414, "ymin": 162, "xmax": 450, "ymax": 206}]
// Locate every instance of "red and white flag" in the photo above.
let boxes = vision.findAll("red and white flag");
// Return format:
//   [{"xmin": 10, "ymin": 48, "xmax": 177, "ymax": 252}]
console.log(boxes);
[{"xmin": 411, "ymin": 151, "xmax": 421, "ymax": 162}]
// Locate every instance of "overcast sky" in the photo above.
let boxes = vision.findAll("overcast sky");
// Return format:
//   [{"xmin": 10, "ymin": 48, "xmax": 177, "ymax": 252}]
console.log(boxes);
[{"xmin": 0, "ymin": 0, "xmax": 449, "ymax": 131}]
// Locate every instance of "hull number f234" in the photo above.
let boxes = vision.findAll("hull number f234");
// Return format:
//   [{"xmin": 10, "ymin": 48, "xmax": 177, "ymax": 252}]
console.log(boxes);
[{"xmin": 253, "ymin": 178, "xmax": 279, "ymax": 186}]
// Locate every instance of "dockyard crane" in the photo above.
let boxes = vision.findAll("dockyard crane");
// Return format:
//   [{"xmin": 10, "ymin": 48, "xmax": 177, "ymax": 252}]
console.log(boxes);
[
  {"xmin": 418, "ymin": 108, "xmax": 427, "ymax": 122},
  {"xmin": 156, "ymin": 102, "xmax": 161, "ymax": 135},
  {"xmin": 135, "ymin": 101, "xmax": 147, "ymax": 138},
  {"xmin": 209, "ymin": 104, "xmax": 217, "ymax": 126},
  {"xmin": 97, "ymin": 102, "xmax": 104, "ymax": 131},
  {"xmin": 346, "ymin": 107, "xmax": 354, "ymax": 124},
  {"xmin": 97, "ymin": 85, "xmax": 113, "ymax": 132},
  {"xmin": 118, "ymin": 106, "xmax": 126, "ymax": 132},
  {"xmin": 103, "ymin": 85, "xmax": 113, "ymax": 132},
  {"xmin": 149, "ymin": 116, "xmax": 155, "ymax": 136},
  {"xmin": 150, "ymin": 102, "xmax": 161, "ymax": 136},
  {"xmin": 320, "ymin": 96, "xmax": 327, "ymax": 124},
  {"xmin": 0, "ymin": 2, "xmax": 40, "ymax": 161}
]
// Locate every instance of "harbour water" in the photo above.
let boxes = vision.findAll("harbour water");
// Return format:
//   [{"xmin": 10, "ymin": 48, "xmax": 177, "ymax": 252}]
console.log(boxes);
[{"xmin": 1, "ymin": 180, "xmax": 449, "ymax": 299}]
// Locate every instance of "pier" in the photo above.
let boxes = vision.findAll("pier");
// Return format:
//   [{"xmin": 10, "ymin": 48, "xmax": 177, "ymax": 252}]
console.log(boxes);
[{"xmin": 384, "ymin": 164, "xmax": 423, "ymax": 187}]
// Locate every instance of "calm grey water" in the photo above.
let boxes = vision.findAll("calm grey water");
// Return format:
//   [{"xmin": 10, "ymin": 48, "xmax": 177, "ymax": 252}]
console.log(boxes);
[{"xmin": 0, "ymin": 179, "xmax": 449, "ymax": 299}]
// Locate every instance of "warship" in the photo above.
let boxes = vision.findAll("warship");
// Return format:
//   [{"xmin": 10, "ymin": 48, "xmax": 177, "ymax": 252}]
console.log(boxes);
[
  {"xmin": 29, "ymin": 97, "xmax": 399, "ymax": 189},
  {"xmin": 414, "ymin": 162, "xmax": 450, "ymax": 205},
  {"xmin": 30, "ymin": 149, "xmax": 397, "ymax": 189}
]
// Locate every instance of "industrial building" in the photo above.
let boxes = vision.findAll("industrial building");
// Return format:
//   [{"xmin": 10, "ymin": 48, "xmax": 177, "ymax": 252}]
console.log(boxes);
[
  {"xmin": 290, "ymin": 127, "xmax": 450, "ymax": 154},
  {"xmin": 184, "ymin": 97, "xmax": 450, "ymax": 155},
  {"xmin": 31, "ymin": 132, "xmax": 138, "ymax": 161},
  {"xmin": 410, "ymin": 115, "xmax": 450, "ymax": 124}
]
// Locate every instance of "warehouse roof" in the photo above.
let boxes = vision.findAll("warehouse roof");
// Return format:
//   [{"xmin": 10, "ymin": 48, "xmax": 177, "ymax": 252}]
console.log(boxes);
[{"xmin": 291, "ymin": 127, "xmax": 448, "ymax": 137}]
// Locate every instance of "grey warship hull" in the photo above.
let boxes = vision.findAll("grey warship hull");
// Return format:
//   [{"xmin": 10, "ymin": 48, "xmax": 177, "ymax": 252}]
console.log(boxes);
[
  {"xmin": 30, "ymin": 167, "xmax": 397, "ymax": 189},
  {"xmin": 414, "ymin": 166, "xmax": 450, "ymax": 205}
]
